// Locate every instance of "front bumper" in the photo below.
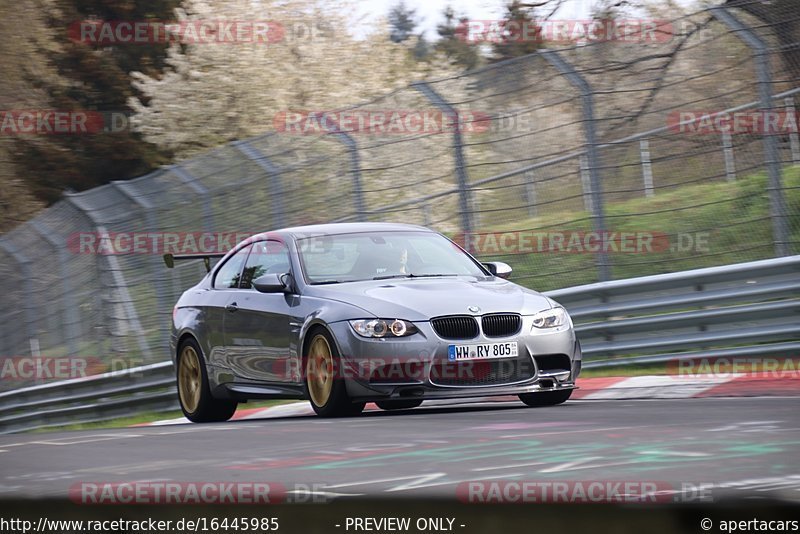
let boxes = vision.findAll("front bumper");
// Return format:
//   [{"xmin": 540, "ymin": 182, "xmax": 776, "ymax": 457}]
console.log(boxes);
[{"xmin": 328, "ymin": 317, "xmax": 581, "ymax": 402}]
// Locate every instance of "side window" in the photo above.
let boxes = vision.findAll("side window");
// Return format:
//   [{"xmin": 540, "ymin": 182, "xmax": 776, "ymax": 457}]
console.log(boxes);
[
  {"xmin": 240, "ymin": 240, "xmax": 291, "ymax": 289},
  {"xmin": 213, "ymin": 245, "xmax": 252, "ymax": 289}
]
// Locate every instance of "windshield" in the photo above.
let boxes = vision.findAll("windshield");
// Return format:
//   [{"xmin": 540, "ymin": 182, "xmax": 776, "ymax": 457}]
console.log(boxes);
[{"xmin": 297, "ymin": 231, "xmax": 488, "ymax": 284}]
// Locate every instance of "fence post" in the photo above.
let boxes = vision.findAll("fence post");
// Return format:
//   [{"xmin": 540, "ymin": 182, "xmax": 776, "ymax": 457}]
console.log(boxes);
[
  {"xmin": 423, "ymin": 204, "xmax": 432, "ymax": 227},
  {"xmin": 412, "ymin": 81, "xmax": 475, "ymax": 249},
  {"xmin": 722, "ymin": 132, "xmax": 737, "ymax": 182},
  {"xmin": 579, "ymin": 155, "xmax": 593, "ymax": 213},
  {"xmin": 65, "ymin": 194, "xmax": 153, "ymax": 362},
  {"xmin": 170, "ymin": 165, "xmax": 216, "ymax": 232},
  {"xmin": 233, "ymin": 140, "xmax": 287, "ymax": 228},
  {"xmin": 711, "ymin": 6, "xmax": 789, "ymax": 257},
  {"xmin": 786, "ymin": 97, "xmax": 800, "ymax": 165},
  {"xmin": 30, "ymin": 220, "xmax": 79, "ymax": 357},
  {"xmin": 322, "ymin": 123, "xmax": 366, "ymax": 222},
  {"xmin": 639, "ymin": 139, "xmax": 655, "ymax": 197},
  {"xmin": 111, "ymin": 180, "xmax": 171, "ymax": 352},
  {"xmin": 523, "ymin": 170, "xmax": 537, "ymax": 218},
  {"xmin": 0, "ymin": 239, "xmax": 36, "ymax": 355},
  {"xmin": 541, "ymin": 49, "xmax": 610, "ymax": 281}
]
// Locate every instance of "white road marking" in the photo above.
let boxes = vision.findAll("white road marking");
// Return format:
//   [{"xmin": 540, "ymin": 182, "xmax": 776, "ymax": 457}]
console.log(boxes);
[
  {"xmin": 472, "ymin": 461, "xmax": 547, "ymax": 471},
  {"xmin": 537, "ymin": 457, "xmax": 605, "ymax": 473},
  {"xmin": 323, "ymin": 472, "xmax": 523, "ymax": 493},
  {"xmin": 30, "ymin": 433, "xmax": 142, "ymax": 445},
  {"xmin": 500, "ymin": 426, "xmax": 635, "ymax": 439},
  {"xmin": 636, "ymin": 450, "xmax": 710, "ymax": 457},
  {"xmin": 324, "ymin": 473, "xmax": 449, "ymax": 490},
  {"xmin": 708, "ymin": 421, "xmax": 784, "ymax": 432},
  {"xmin": 286, "ymin": 489, "xmax": 365, "ymax": 498}
]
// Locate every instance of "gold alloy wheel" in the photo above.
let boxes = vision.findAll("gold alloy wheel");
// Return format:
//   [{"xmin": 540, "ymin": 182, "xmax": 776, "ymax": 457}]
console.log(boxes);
[
  {"xmin": 178, "ymin": 345, "xmax": 202, "ymax": 413},
  {"xmin": 307, "ymin": 334, "xmax": 334, "ymax": 407}
]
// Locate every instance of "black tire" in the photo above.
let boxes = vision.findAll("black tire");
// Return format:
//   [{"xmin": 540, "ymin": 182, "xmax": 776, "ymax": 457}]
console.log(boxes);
[
  {"xmin": 304, "ymin": 328, "xmax": 365, "ymax": 417},
  {"xmin": 376, "ymin": 400, "xmax": 423, "ymax": 411},
  {"xmin": 176, "ymin": 337, "xmax": 238, "ymax": 423},
  {"xmin": 518, "ymin": 389, "xmax": 573, "ymax": 407}
]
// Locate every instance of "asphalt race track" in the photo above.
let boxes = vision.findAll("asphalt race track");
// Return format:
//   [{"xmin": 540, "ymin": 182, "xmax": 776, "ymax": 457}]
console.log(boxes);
[{"xmin": 1, "ymin": 397, "xmax": 799, "ymax": 503}]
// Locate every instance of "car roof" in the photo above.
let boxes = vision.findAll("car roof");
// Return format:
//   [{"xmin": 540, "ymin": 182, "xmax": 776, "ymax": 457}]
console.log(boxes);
[{"xmin": 262, "ymin": 222, "xmax": 434, "ymax": 239}]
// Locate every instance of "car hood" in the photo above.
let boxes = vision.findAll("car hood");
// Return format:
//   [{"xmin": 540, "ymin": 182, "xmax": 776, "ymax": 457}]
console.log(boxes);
[{"xmin": 308, "ymin": 277, "xmax": 554, "ymax": 321}]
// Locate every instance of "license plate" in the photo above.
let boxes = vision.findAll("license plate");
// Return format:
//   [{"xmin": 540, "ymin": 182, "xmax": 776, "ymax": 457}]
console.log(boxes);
[{"xmin": 448, "ymin": 341, "xmax": 518, "ymax": 361}]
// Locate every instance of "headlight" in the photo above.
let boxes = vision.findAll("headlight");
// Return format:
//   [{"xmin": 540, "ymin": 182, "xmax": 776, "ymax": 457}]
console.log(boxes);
[
  {"xmin": 531, "ymin": 307, "xmax": 569, "ymax": 329},
  {"xmin": 350, "ymin": 319, "xmax": 418, "ymax": 338}
]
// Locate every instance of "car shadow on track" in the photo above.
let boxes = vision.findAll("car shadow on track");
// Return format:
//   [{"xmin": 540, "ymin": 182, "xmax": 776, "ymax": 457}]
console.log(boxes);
[{"xmin": 233, "ymin": 399, "xmax": 582, "ymax": 425}]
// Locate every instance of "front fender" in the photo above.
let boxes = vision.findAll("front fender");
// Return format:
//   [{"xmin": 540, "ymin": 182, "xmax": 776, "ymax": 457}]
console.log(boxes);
[{"xmin": 296, "ymin": 297, "xmax": 375, "ymax": 364}]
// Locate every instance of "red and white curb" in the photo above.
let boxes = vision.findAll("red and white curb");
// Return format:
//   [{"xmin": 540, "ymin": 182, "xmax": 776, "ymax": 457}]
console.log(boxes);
[
  {"xmin": 574, "ymin": 371, "xmax": 800, "ymax": 400},
  {"xmin": 136, "ymin": 372, "xmax": 799, "ymax": 427}
]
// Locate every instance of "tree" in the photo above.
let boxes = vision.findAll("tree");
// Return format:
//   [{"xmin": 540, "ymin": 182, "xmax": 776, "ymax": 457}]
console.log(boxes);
[
  {"xmin": 0, "ymin": 0, "xmax": 48, "ymax": 230},
  {"xmin": 129, "ymin": 0, "xmax": 463, "ymax": 159},
  {"xmin": 412, "ymin": 33, "xmax": 431, "ymax": 60},
  {"xmin": 491, "ymin": 1, "xmax": 543, "ymax": 62},
  {"xmin": 435, "ymin": 6, "xmax": 480, "ymax": 70},
  {"xmin": 388, "ymin": 1, "xmax": 417, "ymax": 43},
  {"xmin": 10, "ymin": 0, "xmax": 178, "ymax": 204}
]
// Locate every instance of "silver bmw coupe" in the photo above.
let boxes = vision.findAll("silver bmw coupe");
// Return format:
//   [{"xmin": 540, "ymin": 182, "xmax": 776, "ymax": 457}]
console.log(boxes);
[{"xmin": 168, "ymin": 223, "xmax": 581, "ymax": 422}]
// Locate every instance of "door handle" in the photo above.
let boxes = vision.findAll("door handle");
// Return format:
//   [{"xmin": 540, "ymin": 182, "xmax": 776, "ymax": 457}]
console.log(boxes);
[{"xmin": 226, "ymin": 302, "xmax": 239, "ymax": 313}]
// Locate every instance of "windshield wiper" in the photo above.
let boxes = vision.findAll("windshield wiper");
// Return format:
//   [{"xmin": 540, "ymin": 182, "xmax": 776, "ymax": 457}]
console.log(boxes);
[
  {"xmin": 311, "ymin": 280, "xmax": 344, "ymax": 285},
  {"xmin": 372, "ymin": 273, "xmax": 461, "ymax": 280}
]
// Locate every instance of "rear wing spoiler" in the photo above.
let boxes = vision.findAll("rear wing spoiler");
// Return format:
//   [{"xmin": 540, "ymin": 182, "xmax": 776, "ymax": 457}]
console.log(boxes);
[{"xmin": 163, "ymin": 252, "xmax": 226, "ymax": 272}]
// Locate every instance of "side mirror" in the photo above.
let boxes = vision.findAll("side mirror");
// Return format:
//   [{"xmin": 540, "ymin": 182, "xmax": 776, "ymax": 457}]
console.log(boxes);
[
  {"xmin": 483, "ymin": 261, "xmax": 512, "ymax": 279},
  {"xmin": 252, "ymin": 273, "xmax": 288, "ymax": 293}
]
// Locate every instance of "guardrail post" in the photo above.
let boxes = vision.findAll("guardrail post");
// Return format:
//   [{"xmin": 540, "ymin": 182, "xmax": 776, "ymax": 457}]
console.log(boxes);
[
  {"xmin": 170, "ymin": 165, "xmax": 216, "ymax": 232},
  {"xmin": 233, "ymin": 140, "xmax": 287, "ymax": 228},
  {"xmin": 541, "ymin": 49, "xmax": 610, "ymax": 281},
  {"xmin": 30, "ymin": 220, "xmax": 79, "ymax": 357},
  {"xmin": 711, "ymin": 6, "xmax": 790, "ymax": 257},
  {"xmin": 639, "ymin": 139, "xmax": 655, "ymax": 197},
  {"xmin": 65, "ymin": 194, "xmax": 153, "ymax": 362},
  {"xmin": 0, "ymin": 239, "xmax": 36, "ymax": 355},
  {"xmin": 412, "ymin": 81, "xmax": 475, "ymax": 249},
  {"xmin": 322, "ymin": 123, "xmax": 366, "ymax": 222}
]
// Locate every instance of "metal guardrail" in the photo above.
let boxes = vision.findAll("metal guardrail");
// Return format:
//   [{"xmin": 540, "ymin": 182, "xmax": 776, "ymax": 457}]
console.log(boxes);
[
  {"xmin": 550, "ymin": 255, "xmax": 800, "ymax": 367},
  {"xmin": 0, "ymin": 362, "xmax": 176, "ymax": 434},
  {"xmin": 0, "ymin": 256, "xmax": 798, "ymax": 433}
]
